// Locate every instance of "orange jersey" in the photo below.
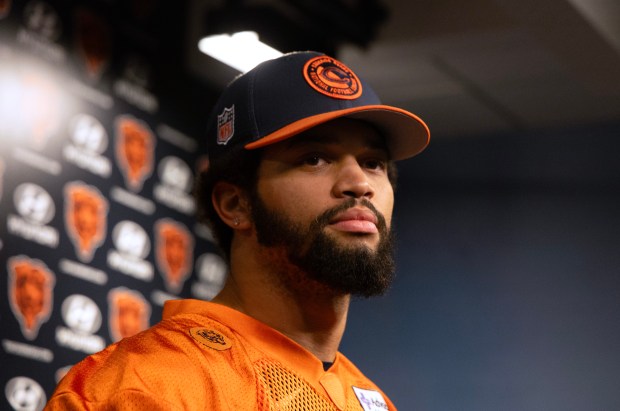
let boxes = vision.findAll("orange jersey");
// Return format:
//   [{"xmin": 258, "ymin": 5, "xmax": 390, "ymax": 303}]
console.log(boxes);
[{"xmin": 46, "ymin": 299, "xmax": 397, "ymax": 410}]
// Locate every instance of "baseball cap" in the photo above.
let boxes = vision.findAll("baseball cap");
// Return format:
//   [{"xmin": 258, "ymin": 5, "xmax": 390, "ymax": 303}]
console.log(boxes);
[{"xmin": 206, "ymin": 51, "xmax": 430, "ymax": 161}]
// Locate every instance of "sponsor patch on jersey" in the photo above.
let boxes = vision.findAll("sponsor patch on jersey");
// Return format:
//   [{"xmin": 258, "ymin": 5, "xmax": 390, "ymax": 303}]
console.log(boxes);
[
  {"xmin": 189, "ymin": 327, "xmax": 232, "ymax": 351},
  {"xmin": 352, "ymin": 386, "xmax": 389, "ymax": 411},
  {"xmin": 303, "ymin": 56, "xmax": 362, "ymax": 100},
  {"xmin": 217, "ymin": 105, "xmax": 235, "ymax": 145}
]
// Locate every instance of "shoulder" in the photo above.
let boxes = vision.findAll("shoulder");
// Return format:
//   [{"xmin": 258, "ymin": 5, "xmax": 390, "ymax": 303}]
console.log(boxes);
[
  {"xmin": 49, "ymin": 313, "xmax": 256, "ymax": 409},
  {"xmin": 334, "ymin": 353, "xmax": 398, "ymax": 410}
]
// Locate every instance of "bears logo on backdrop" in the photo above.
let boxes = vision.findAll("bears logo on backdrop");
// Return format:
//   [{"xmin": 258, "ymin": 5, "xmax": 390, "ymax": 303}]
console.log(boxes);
[
  {"xmin": 155, "ymin": 219, "xmax": 193, "ymax": 294},
  {"xmin": 115, "ymin": 115, "xmax": 155, "ymax": 192},
  {"xmin": 74, "ymin": 7, "xmax": 111, "ymax": 80},
  {"xmin": 0, "ymin": 0, "xmax": 11, "ymax": 19},
  {"xmin": 7, "ymin": 255, "xmax": 55, "ymax": 341},
  {"xmin": 64, "ymin": 181, "xmax": 108, "ymax": 262},
  {"xmin": 107, "ymin": 287, "xmax": 151, "ymax": 342}
]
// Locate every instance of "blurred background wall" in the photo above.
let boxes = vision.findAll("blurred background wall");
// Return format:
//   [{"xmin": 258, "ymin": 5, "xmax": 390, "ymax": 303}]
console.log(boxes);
[{"xmin": 1, "ymin": 0, "xmax": 619, "ymax": 410}]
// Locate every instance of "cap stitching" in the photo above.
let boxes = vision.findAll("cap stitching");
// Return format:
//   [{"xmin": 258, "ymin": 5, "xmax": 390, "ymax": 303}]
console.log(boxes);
[{"xmin": 247, "ymin": 69, "xmax": 260, "ymax": 140}]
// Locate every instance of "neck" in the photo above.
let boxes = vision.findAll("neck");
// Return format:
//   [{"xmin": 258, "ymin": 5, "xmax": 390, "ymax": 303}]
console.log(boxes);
[{"xmin": 212, "ymin": 241, "xmax": 350, "ymax": 362}]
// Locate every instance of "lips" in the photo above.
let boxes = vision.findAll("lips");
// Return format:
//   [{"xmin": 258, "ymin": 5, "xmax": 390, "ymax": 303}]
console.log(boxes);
[{"xmin": 328, "ymin": 208, "xmax": 378, "ymax": 234}]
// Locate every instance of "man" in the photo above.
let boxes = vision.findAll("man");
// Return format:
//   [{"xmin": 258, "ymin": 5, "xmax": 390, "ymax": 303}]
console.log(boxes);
[{"xmin": 46, "ymin": 51, "xmax": 430, "ymax": 410}]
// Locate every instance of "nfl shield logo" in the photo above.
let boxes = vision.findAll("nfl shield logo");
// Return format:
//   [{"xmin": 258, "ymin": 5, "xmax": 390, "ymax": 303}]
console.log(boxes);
[{"xmin": 217, "ymin": 106, "xmax": 235, "ymax": 145}]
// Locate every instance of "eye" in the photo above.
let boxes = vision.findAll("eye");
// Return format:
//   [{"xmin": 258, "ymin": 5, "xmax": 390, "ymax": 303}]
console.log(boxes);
[
  {"xmin": 301, "ymin": 155, "xmax": 328, "ymax": 167},
  {"xmin": 362, "ymin": 158, "xmax": 387, "ymax": 171}
]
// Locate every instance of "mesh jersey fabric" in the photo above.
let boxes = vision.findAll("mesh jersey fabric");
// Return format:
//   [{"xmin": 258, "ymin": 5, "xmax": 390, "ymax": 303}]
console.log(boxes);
[{"xmin": 45, "ymin": 299, "xmax": 397, "ymax": 410}]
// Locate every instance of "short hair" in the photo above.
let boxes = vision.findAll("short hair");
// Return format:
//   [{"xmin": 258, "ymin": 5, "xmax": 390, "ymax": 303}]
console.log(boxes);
[{"xmin": 194, "ymin": 144, "xmax": 399, "ymax": 260}]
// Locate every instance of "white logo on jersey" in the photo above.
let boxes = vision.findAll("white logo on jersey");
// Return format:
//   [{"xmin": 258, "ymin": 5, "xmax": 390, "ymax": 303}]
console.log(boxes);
[{"xmin": 352, "ymin": 387, "xmax": 389, "ymax": 411}]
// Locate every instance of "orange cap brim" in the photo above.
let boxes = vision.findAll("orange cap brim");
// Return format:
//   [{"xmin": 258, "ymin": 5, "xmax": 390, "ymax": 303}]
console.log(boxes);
[{"xmin": 244, "ymin": 104, "xmax": 430, "ymax": 161}]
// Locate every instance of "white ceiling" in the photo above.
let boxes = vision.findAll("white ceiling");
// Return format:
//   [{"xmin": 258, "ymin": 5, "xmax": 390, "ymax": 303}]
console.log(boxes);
[{"xmin": 187, "ymin": 0, "xmax": 620, "ymax": 140}]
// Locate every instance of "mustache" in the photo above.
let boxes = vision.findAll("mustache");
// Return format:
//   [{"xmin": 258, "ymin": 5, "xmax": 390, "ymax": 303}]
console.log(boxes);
[{"xmin": 311, "ymin": 198, "xmax": 388, "ymax": 232}]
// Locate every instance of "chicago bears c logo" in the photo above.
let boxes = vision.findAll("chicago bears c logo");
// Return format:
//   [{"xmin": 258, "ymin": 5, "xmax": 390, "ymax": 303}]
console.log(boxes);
[
  {"xmin": 7, "ymin": 255, "xmax": 55, "ymax": 340},
  {"xmin": 155, "ymin": 219, "xmax": 193, "ymax": 294},
  {"xmin": 64, "ymin": 181, "xmax": 108, "ymax": 262},
  {"xmin": 107, "ymin": 287, "xmax": 150, "ymax": 342},
  {"xmin": 303, "ymin": 55, "xmax": 362, "ymax": 100},
  {"xmin": 115, "ymin": 115, "xmax": 155, "ymax": 192}
]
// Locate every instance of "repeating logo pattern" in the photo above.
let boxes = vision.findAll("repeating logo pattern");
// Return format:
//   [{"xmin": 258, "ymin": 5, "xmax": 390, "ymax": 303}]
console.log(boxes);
[
  {"xmin": 64, "ymin": 113, "xmax": 112, "ymax": 177},
  {"xmin": 107, "ymin": 287, "xmax": 151, "ymax": 342},
  {"xmin": 107, "ymin": 220, "xmax": 154, "ymax": 282},
  {"xmin": 153, "ymin": 155, "xmax": 195, "ymax": 214},
  {"xmin": 115, "ymin": 115, "xmax": 155, "ymax": 192},
  {"xmin": 0, "ymin": 0, "xmax": 11, "ymax": 20},
  {"xmin": 74, "ymin": 7, "xmax": 111, "ymax": 80},
  {"xmin": 155, "ymin": 218, "xmax": 194, "ymax": 294},
  {"xmin": 4, "ymin": 376, "xmax": 47, "ymax": 411},
  {"xmin": 14, "ymin": 183, "xmax": 55, "ymax": 225},
  {"xmin": 64, "ymin": 181, "xmax": 108, "ymax": 262},
  {"xmin": 0, "ymin": 5, "xmax": 213, "ymax": 407},
  {"xmin": 7, "ymin": 183, "xmax": 60, "ymax": 248},
  {"xmin": 7, "ymin": 255, "xmax": 56, "ymax": 341},
  {"xmin": 191, "ymin": 252, "xmax": 227, "ymax": 300},
  {"xmin": 55, "ymin": 294, "xmax": 105, "ymax": 354}
]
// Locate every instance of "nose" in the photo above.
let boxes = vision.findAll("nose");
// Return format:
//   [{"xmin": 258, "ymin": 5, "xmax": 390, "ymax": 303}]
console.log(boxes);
[{"xmin": 331, "ymin": 157, "xmax": 374, "ymax": 199}]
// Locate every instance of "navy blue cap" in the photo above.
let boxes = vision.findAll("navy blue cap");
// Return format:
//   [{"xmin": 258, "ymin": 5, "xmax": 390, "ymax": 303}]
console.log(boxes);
[{"xmin": 206, "ymin": 51, "xmax": 430, "ymax": 161}]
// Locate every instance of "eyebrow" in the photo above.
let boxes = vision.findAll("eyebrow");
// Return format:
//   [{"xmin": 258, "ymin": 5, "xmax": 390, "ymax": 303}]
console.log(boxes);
[{"xmin": 284, "ymin": 132, "xmax": 388, "ymax": 152}]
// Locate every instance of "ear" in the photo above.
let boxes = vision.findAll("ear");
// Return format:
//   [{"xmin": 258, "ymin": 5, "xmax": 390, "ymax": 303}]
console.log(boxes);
[{"xmin": 211, "ymin": 181, "xmax": 252, "ymax": 230}]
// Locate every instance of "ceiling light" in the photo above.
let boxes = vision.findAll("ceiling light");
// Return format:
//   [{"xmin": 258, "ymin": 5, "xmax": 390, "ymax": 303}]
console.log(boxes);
[{"xmin": 197, "ymin": 31, "xmax": 283, "ymax": 73}]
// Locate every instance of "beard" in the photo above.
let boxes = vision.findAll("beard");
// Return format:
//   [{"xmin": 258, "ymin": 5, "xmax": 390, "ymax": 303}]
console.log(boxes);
[{"xmin": 250, "ymin": 193, "xmax": 396, "ymax": 298}]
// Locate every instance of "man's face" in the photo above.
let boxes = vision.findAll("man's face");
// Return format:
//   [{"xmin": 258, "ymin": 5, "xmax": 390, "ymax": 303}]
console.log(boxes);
[{"xmin": 251, "ymin": 118, "xmax": 396, "ymax": 297}]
